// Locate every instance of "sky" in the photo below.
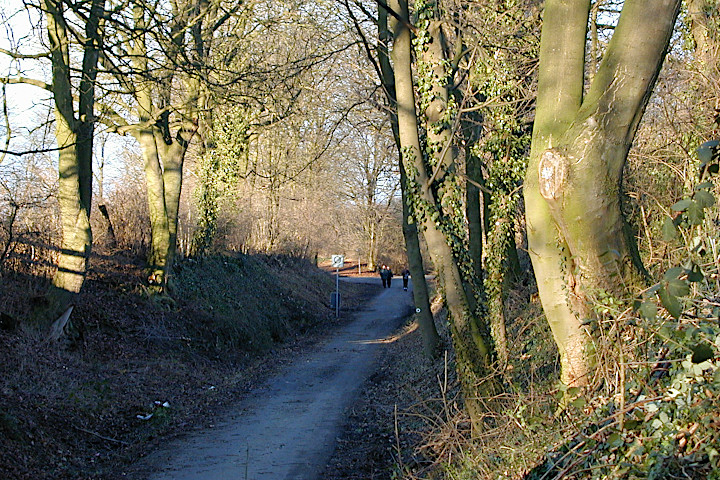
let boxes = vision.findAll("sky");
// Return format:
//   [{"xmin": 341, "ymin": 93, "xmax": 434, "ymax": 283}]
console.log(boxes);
[
  {"xmin": 1, "ymin": 0, "xmax": 134, "ymax": 192},
  {"xmin": 1, "ymin": 1, "xmax": 54, "ymax": 160}
]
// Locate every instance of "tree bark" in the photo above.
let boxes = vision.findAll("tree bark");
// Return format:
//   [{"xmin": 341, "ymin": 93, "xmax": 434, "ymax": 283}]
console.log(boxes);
[
  {"xmin": 378, "ymin": 3, "xmax": 440, "ymax": 357},
  {"xmin": 130, "ymin": 2, "xmax": 197, "ymax": 288},
  {"xmin": 525, "ymin": 0, "xmax": 681, "ymax": 387},
  {"xmin": 466, "ymin": 150, "xmax": 483, "ymax": 281},
  {"xmin": 389, "ymin": 0, "xmax": 494, "ymax": 426},
  {"xmin": 44, "ymin": 0, "xmax": 104, "ymax": 311}
]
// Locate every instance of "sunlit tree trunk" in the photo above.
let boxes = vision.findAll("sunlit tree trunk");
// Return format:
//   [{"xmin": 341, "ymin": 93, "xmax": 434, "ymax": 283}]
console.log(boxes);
[
  {"xmin": 44, "ymin": 0, "xmax": 104, "ymax": 309},
  {"xmin": 378, "ymin": 4, "xmax": 440, "ymax": 357},
  {"xmin": 400, "ymin": 161, "xmax": 441, "ymax": 357},
  {"xmin": 367, "ymin": 218, "xmax": 377, "ymax": 270},
  {"xmin": 129, "ymin": 1, "xmax": 197, "ymax": 288},
  {"xmin": 525, "ymin": 0, "xmax": 680, "ymax": 386}
]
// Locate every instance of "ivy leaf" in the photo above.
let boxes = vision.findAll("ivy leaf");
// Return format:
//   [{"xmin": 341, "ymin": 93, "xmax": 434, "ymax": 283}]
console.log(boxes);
[
  {"xmin": 638, "ymin": 301, "xmax": 657, "ymax": 320},
  {"xmin": 691, "ymin": 342, "xmax": 714, "ymax": 364},
  {"xmin": 667, "ymin": 278, "xmax": 690, "ymax": 297},
  {"xmin": 695, "ymin": 182, "xmax": 714, "ymax": 191},
  {"xmin": 671, "ymin": 199, "xmax": 693, "ymax": 211},
  {"xmin": 698, "ymin": 139, "xmax": 719, "ymax": 166},
  {"xmin": 607, "ymin": 432, "xmax": 624, "ymax": 448},
  {"xmin": 687, "ymin": 264, "xmax": 704, "ymax": 282},
  {"xmin": 694, "ymin": 190, "xmax": 716, "ymax": 208},
  {"xmin": 659, "ymin": 286, "xmax": 682, "ymax": 319},
  {"xmin": 661, "ymin": 216, "xmax": 677, "ymax": 241},
  {"xmin": 663, "ymin": 267, "xmax": 684, "ymax": 280},
  {"xmin": 686, "ymin": 200, "xmax": 704, "ymax": 225}
]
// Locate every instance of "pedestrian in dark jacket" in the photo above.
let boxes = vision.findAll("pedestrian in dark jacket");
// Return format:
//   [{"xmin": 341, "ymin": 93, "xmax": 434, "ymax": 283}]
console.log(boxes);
[
  {"xmin": 401, "ymin": 269, "xmax": 410, "ymax": 291},
  {"xmin": 379, "ymin": 265, "xmax": 389, "ymax": 288},
  {"xmin": 386, "ymin": 266, "xmax": 393, "ymax": 287}
]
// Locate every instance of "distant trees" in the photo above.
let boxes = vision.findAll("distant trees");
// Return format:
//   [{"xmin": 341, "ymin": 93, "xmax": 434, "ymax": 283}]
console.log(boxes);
[
  {"xmin": 178, "ymin": 0, "xmax": 407, "ymax": 264},
  {"xmin": 1, "ymin": 0, "xmax": 412, "ymax": 291},
  {"xmin": 337, "ymin": 118, "xmax": 399, "ymax": 271}
]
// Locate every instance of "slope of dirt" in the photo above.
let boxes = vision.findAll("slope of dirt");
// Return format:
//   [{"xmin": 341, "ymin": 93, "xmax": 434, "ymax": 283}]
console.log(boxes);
[{"xmin": 0, "ymin": 252, "xmax": 378, "ymax": 480}]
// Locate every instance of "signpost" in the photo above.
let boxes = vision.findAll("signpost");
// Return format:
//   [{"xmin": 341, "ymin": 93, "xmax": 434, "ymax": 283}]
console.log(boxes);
[{"xmin": 330, "ymin": 255, "xmax": 344, "ymax": 317}]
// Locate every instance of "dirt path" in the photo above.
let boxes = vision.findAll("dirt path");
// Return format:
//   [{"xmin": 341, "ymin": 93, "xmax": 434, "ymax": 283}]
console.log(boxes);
[{"xmin": 136, "ymin": 276, "xmax": 414, "ymax": 480}]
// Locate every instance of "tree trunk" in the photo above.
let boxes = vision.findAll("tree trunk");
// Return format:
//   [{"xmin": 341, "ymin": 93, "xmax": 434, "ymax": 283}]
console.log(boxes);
[
  {"xmin": 52, "ymin": 124, "xmax": 92, "ymax": 299},
  {"xmin": 389, "ymin": 0, "xmax": 494, "ymax": 426},
  {"xmin": 135, "ymin": 126, "xmax": 172, "ymax": 285},
  {"xmin": 525, "ymin": 0, "xmax": 681, "ymax": 387},
  {"xmin": 130, "ymin": 4, "xmax": 197, "ymax": 289},
  {"xmin": 44, "ymin": 0, "xmax": 103, "ymax": 313},
  {"xmin": 97, "ymin": 203, "xmax": 118, "ymax": 249},
  {"xmin": 159, "ymin": 138, "xmax": 191, "ymax": 273},
  {"xmin": 378, "ymin": 3, "xmax": 440, "ymax": 358},
  {"xmin": 466, "ymin": 150, "xmax": 483, "ymax": 281},
  {"xmin": 401, "ymin": 162, "xmax": 441, "ymax": 357},
  {"xmin": 368, "ymin": 218, "xmax": 377, "ymax": 270}
]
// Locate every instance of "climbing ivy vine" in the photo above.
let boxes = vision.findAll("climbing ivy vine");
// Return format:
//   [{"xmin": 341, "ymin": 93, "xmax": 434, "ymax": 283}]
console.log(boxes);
[{"xmin": 191, "ymin": 107, "xmax": 250, "ymax": 256}]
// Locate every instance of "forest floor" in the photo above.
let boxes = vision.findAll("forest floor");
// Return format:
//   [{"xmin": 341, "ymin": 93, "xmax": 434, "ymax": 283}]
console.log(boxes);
[{"xmin": 2, "ymin": 251, "xmax": 438, "ymax": 479}]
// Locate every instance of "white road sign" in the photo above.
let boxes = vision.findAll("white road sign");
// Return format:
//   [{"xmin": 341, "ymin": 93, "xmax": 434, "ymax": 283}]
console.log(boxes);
[{"xmin": 331, "ymin": 255, "xmax": 345, "ymax": 268}]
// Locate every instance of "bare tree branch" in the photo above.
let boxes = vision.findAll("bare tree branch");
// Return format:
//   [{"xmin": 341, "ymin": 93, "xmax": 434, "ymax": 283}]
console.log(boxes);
[
  {"xmin": 0, "ymin": 76, "xmax": 52, "ymax": 90},
  {"xmin": 1, "ymin": 84, "xmax": 9, "ymax": 164},
  {"xmin": 0, "ymin": 46, "xmax": 50, "ymax": 59}
]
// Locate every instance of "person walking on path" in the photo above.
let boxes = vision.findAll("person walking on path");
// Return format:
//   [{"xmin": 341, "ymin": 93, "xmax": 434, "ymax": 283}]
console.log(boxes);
[
  {"xmin": 401, "ymin": 268, "xmax": 410, "ymax": 291},
  {"xmin": 386, "ymin": 266, "xmax": 393, "ymax": 288},
  {"xmin": 379, "ymin": 265, "xmax": 389, "ymax": 288}
]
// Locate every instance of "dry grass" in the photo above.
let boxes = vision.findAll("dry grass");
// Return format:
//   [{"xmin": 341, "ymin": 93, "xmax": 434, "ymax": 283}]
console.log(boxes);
[
  {"xmin": 320, "ymin": 280, "xmax": 563, "ymax": 480},
  {"xmin": 322, "ymin": 274, "xmax": 569, "ymax": 480}
]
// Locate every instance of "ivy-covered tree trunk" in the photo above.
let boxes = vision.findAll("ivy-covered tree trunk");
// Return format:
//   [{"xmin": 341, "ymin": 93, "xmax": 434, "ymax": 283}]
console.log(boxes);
[
  {"xmin": 400, "ymin": 161, "xmax": 442, "ymax": 357},
  {"xmin": 465, "ymin": 149, "xmax": 483, "ymax": 281},
  {"xmin": 389, "ymin": 0, "xmax": 494, "ymax": 426},
  {"xmin": 687, "ymin": 0, "xmax": 720, "ymax": 134},
  {"xmin": 378, "ymin": 4, "xmax": 440, "ymax": 358},
  {"xmin": 191, "ymin": 106, "xmax": 249, "ymax": 256},
  {"xmin": 525, "ymin": 0, "xmax": 681, "ymax": 386}
]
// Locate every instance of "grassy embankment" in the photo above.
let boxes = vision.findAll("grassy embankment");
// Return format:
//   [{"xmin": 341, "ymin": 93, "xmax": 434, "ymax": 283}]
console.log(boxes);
[{"xmin": 0, "ymin": 252, "xmax": 378, "ymax": 479}]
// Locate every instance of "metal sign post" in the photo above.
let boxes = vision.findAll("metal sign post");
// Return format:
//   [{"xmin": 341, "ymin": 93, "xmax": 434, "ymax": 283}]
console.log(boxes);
[{"xmin": 331, "ymin": 255, "xmax": 344, "ymax": 318}]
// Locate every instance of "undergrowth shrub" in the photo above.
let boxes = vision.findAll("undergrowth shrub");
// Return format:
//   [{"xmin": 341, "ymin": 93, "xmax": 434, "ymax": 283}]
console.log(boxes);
[
  {"xmin": 398, "ymin": 147, "xmax": 720, "ymax": 479},
  {"xmin": 523, "ymin": 140, "xmax": 720, "ymax": 479}
]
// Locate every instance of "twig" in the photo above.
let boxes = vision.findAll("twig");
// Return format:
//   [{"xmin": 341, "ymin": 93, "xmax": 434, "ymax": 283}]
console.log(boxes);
[{"xmin": 72, "ymin": 425, "xmax": 129, "ymax": 445}]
